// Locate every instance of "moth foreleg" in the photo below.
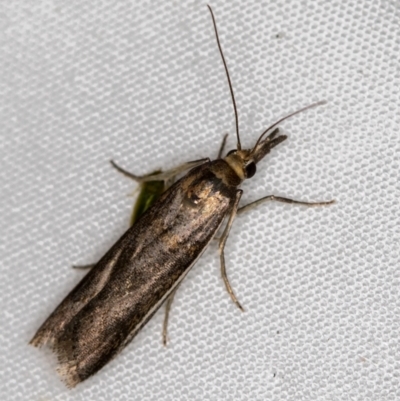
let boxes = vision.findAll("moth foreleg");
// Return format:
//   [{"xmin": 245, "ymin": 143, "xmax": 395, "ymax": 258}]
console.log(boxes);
[
  {"xmin": 217, "ymin": 133, "xmax": 228, "ymax": 159},
  {"xmin": 110, "ymin": 158, "xmax": 210, "ymax": 183}
]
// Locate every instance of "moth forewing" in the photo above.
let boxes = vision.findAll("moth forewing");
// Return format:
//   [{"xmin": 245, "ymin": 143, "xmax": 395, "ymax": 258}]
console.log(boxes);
[{"xmin": 31, "ymin": 160, "xmax": 237, "ymax": 387}]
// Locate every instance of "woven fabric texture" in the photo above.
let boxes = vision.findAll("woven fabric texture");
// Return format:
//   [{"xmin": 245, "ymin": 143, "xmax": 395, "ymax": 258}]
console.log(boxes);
[{"xmin": 1, "ymin": 0, "xmax": 399, "ymax": 400}]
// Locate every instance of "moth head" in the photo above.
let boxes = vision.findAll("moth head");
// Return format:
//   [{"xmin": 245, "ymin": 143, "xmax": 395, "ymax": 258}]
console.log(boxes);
[{"xmin": 223, "ymin": 127, "xmax": 287, "ymax": 181}]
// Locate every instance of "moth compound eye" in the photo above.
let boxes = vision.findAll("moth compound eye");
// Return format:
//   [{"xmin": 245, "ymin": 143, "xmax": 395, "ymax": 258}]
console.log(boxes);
[
  {"xmin": 245, "ymin": 162, "xmax": 256, "ymax": 178},
  {"xmin": 227, "ymin": 149, "xmax": 236, "ymax": 156}
]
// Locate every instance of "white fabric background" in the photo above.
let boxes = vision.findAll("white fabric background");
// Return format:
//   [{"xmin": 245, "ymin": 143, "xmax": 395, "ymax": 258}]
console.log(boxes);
[{"xmin": 1, "ymin": 0, "xmax": 399, "ymax": 400}]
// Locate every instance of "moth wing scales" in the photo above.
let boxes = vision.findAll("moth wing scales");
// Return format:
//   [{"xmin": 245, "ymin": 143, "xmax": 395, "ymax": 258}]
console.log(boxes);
[
  {"xmin": 43, "ymin": 162, "xmax": 234, "ymax": 386},
  {"xmin": 29, "ymin": 249, "xmax": 121, "ymax": 348}
]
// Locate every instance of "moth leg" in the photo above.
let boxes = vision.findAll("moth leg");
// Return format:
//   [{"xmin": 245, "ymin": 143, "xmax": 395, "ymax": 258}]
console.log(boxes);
[
  {"xmin": 217, "ymin": 133, "xmax": 228, "ymax": 159},
  {"xmin": 238, "ymin": 195, "xmax": 335, "ymax": 215},
  {"xmin": 219, "ymin": 190, "xmax": 244, "ymax": 311},
  {"xmin": 160, "ymin": 138, "xmax": 227, "ymax": 342},
  {"xmin": 72, "ymin": 263, "xmax": 95, "ymax": 270},
  {"xmin": 162, "ymin": 285, "xmax": 180, "ymax": 346},
  {"xmin": 110, "ymin": 158, "xmax": 210, "ymax": 183}
]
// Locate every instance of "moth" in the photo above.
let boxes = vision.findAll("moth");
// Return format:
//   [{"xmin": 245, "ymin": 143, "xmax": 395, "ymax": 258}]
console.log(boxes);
[{"xmin": 30, "ymin": 5, "xmax": 333, "ymax": 387}]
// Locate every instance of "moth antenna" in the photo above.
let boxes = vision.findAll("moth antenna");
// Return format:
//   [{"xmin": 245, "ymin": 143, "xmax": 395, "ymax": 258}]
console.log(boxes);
[
  {"xmin": 207, "ymin": 4, "xmax": 241, "ymax": 150},
  {"xmin": 252, "ymin": 100, "xmax": 327, "ymax": 152}
]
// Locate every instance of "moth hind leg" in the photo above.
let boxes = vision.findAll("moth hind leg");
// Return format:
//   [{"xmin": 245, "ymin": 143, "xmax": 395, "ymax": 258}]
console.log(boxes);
[
  {"xmin": 72, "ymin": 263, "xmax": 95, "ymax": 270},
  {"xmin": 162, "ymin": 285, "xmax": 180, "ymax": 346}
]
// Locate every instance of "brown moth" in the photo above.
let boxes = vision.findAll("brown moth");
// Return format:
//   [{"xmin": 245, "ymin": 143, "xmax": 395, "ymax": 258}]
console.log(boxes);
[{"xmin": 30, "ymin": 5, "xmax": 333, "ymax": 387}]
